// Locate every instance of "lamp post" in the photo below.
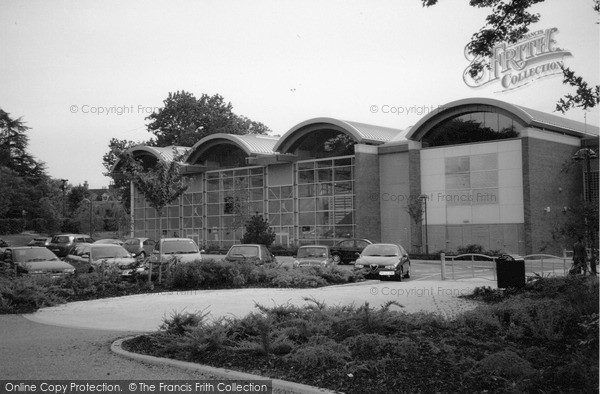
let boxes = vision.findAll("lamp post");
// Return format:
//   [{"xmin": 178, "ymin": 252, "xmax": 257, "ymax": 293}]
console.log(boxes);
[
  {"xmin": 572, "ymin": 148, "xmax": 598, "ymax": 256},
  {"xmin": 60, "ymin": 179, "xmax": 68, "ymax": 218},
  {"xmin": 419, "ymin": 194, "xmax": 429, "ymax": 256},
  {"xmin": 82, "ymin": 198, "xmax": 93, "ymax": 236}
]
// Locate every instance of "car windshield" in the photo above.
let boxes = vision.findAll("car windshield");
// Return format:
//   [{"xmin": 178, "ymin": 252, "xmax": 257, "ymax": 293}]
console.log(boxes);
[
  {"xmin": 362, "ymin": 244, "xmax": 400, "ymax": 257},
  {"xmin": 52, "ymin": 236, "xmax": 70, "ymax": 243},
  {"xmin": 161, "ymin": 240, "xmax": 198, "ymax": 254},
  {"xmin": 228, "ymin": 246, "xmax": 259, "ymax": 257},
  {"xmin": 297, "ymin": 247, "xmax": 327, "ymax": 258},
  {"xmin": 124, "ymin": 239, "xmax": 140, "ymax": 246},
  {"xmin": 13, "ymin": 248, "xmax": 59, "ymax": 262},
  {"xmin": 91, "ymin": 245, "xmax": 130, "ymax": 259}
]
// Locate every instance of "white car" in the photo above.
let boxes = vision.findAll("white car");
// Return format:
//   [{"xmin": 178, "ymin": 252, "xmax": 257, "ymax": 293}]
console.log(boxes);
[{"xmin": 151, "ymin": 238, "xmax": 202, "ymax": 263}]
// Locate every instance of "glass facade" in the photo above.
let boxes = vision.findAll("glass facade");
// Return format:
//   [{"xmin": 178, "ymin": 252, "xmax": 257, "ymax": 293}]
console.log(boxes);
[
  {"xmin": 295, "ymin": 156, "xmax": 355, "ymax": 245},
  {"xmin": 204, "ymin": 167, "xmax": 265, "ymax": 248},
  {"xmin": 132, "ymin": 188, "xmax": 181, "ymax": 239},
  {"xmin": 423, "ymin": 111, "xmax": 521, "ymax": 147}
]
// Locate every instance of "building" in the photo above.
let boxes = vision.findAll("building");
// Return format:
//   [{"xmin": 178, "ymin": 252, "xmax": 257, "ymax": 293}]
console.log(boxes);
[{"xmin": 113, "ymin": 98, "xmax": 599, "ymax": 255}]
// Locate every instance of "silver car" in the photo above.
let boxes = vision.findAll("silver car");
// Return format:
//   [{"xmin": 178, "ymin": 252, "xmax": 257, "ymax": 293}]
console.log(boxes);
[
  {"xmin": 293, "ymin": 245, "xmax": 335, "ymax": 268},
  {"xmin": 64, "ymin": 243, "xmax": 138, "ymax": 276}
]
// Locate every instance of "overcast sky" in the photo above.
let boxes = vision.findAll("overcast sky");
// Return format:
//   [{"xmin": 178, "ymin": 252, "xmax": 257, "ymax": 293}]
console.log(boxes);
[{"xmin": 1, "ymin": 0, "xmax": 598, "ymax": 189}]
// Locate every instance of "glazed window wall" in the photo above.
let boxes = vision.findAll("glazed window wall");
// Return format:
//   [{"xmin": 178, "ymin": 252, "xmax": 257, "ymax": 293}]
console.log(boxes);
[
  {"xmin": 296, "ymin": 157, "xmax": 355, "ymax": 245},
  {"xmin": 205, "ymin": 167, "xmax": 265, "ymax": 248},
  {"xmin": 268, "ymin": 185, "xmax": 294, "ymax": 245},
  {"xmin": 133, "ymin": 187, "xmax": 181, "ymax": 238}
]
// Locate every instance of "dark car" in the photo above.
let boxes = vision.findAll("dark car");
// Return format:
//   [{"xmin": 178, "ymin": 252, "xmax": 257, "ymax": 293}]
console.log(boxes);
[
  {"xmin": 64, "ymin": 243, "xmax": 138, "ymax": 276},
  {"xmin": 354, "ymin": 243, "xmax": 411, "ymax": 281},
  {"xmin": 1, "ymin": 247, "xmax": 76, "ymax": 277},
  {"xmin": 123, "ymin": 237, "xmax": 156, "ymax": 258},
  {"xmin": 330, "ymin": 238, "xmax": 373, "ymax": 264},
  {"xmin": 48, "ymin": 234, "xmax": 94, "ymax": 258},
  {"xmin": 293, "ymin": 245, "xmax": 335, "ymax": 268},
  {"xmin": 224, "ymin": 244, "xmax": 277, "ymax": 264},
  {"xmin": 27, "ymin": 237, "xmax": 52, "ymax": 247}
]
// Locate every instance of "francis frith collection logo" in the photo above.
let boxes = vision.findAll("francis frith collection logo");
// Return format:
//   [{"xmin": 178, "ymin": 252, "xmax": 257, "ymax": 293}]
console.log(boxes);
[{"xmin": 463, "ymin": 27, "xmax": 572, "ymax": 91}]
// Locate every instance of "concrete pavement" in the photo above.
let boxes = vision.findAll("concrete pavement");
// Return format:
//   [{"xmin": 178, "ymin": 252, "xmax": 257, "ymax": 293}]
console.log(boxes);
[{"xmin": 25, "ymin": 277, "xmax": 494, "ymax": 332}]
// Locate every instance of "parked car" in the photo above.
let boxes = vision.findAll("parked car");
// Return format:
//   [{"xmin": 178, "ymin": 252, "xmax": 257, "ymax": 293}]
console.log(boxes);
[
  {"xmin": 224, "ymin": 244, "xmax": 277, "ymax": 264},
  {"xmin": 293, "ymin": 245, "xmax": 335, "ymax": 268},
  {"xmin": 354, "ymin": 243, "xmax": 411, "ymax": 281},
  {"xmin": 47, "ymin": 234, "xmax": 94, "ymax": 258},
  {"xmin": 123, "ymin": 237, "xmax": 156, "ymax": 258},
  {"xmin": 63, "ymin": 243, "xmax": 138, "ymax": 276},
  {"xmin": 330, "ymin": 238, "xmax": 373, "ymax": 264},
  {"xmin": 27, "ymin": 237, "xmax": 52, "ymax": 247},
  {"xmin": 1, "ymin": 246, "xmax": 76, "ymax": 277},
  {"xmin": 151, "ymin": 238, "xmax": 202, "ymax": 264},
  {"xmin": 93, "ymin": 239, "xmax": 124, "ymax": 246}
]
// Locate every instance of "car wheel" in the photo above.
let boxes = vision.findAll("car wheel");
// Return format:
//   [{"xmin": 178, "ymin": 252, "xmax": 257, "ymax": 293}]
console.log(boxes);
[
  {"xmin": 332, "ymin": 254, "xmax": 341, "ymax": 264},
  {"xmin": 403, "ymin": 262, "xmax": 411, "ymax": 279},
  {"xmin": 396, "ymin": 266, "xmax": 403, "ymax": 282}
]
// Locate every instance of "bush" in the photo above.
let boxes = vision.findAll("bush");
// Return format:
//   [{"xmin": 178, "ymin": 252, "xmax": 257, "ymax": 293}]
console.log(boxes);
[
  {"xmin": 160, "ymin": 310, "xmax": 207, "ymax": 335},
  {"xmin": 123, "ymin": 276, "xmax": 598, "ymax": 393},
  {"xmin": 284, "ymin": 335, "xmax": 351, "ymax": 369},
  {"xmin": 0, "ymin": 276, "xmax": 65, "ymax": 313}
]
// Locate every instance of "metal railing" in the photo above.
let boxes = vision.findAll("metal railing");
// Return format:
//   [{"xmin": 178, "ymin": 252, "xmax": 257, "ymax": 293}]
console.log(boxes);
[{"xmin": 440, "ymin": 252, "xmax": 570, "ymax": 280}]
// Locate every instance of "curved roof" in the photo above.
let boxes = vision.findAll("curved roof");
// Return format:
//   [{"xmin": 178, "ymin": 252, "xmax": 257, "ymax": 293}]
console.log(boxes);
[
  {"xmin": 185, "ymin": 133, "xmax": 279, "ymax": 164},
  {"xmin": 111, "ymin": 145, "xmax": 189, "ymax": 173},
  {"xmin": 406, "ymin": 97, "xmax": 599, "ymax": 141},
  {"xmin": 273, "ymin": 117, "xmax": 403, "ymax": 153},
  {"xmin": 131, "ymin": 145, "xmax": 189, "ymax": 162}
]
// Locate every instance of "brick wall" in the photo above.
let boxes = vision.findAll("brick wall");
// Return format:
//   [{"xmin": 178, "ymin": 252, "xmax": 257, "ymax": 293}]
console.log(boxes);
[
  {"xmin": 522, "ymin": 137, "xmax": 582, "ymax": 254},
  {"xmin": 354, "ymin": 144, "xmax": 381, "ymax": 242}
]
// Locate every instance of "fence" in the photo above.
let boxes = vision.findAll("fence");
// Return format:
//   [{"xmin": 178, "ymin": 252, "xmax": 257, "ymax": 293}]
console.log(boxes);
[{"xmin": 440, "ymin": 252, "xmax": 570, "ymax": 281}]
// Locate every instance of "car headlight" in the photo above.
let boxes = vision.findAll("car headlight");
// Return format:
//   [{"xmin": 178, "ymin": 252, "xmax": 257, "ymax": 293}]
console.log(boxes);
[
  {"xmin": 293, "ymin": 260, "xmax": 299, "ymax": 268},
  {"xmin": 384, "ymin": 264, "xmax": 398, "ymax": 269},
  {"xmin": 355, "ymin": 263, "xmax": 364, "ymax": 268},
  {"xmin": 63, "ymin": 268, "xmax": 76, "ymax": 274},
  {"xmin": 29, "ymin": 269, "xmax": 43, "ymax": 274}
]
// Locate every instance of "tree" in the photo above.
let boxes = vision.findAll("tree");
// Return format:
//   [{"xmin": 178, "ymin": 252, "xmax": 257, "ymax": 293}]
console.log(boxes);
[
  {"xmin": 241, "ymin": 214, "xmax": 276, "ymax": 247},
  {"xmin": 121, "ymin": 149, "xmax": 189, "ymax": 282},
  {"xmin": 422, "ymin": 0, "xmax": 599, "ymax": 112},
  {"xmin": 0, "ymin": 109, "xmax": 46, "ymax": 179},
  {"xmin": 102, "ymin": 138, "xmax": 140, "ymax": 215},
  {"xmin": 0, "ymin": 109, "xmax": 62, "ymax": 232},
  {"xmin": 146, "ymin": 91, "xmax": 271, "ymax": 147}
]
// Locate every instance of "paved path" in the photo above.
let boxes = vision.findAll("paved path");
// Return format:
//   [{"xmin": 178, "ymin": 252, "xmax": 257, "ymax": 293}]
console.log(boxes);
[
  {"xmin": 25, "ymin": 279, "xmax": 491, "ymax": 332},
  {"xmin": 0, "ymin": 315, "xmax": 213, "ymax": 380}
]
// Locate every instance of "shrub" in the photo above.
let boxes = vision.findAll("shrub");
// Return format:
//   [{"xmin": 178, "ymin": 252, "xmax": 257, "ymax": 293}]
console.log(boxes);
[
  {"xmin": 284, "ymin": 335, "xmax": 351, "ymax": 369},
  {"xmin": 457, "ymin": 244, "xmax": 485, "ymax": 255},
  {"xmin": 0, "ymin": 276, "xmax": 65, "ymax": 313},
  {"xmin": 474, "ymin": 350, "xmax": 536, "ymax": 379},
  {"xmin": 160, "ymin": 310, "xmax": 206, "ymax": 335}
]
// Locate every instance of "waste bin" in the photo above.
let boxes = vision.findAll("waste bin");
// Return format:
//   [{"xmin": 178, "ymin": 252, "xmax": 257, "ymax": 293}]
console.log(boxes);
[{"xmin": 496, "ymin": 254, "xmax": 525, "ymax": 288}]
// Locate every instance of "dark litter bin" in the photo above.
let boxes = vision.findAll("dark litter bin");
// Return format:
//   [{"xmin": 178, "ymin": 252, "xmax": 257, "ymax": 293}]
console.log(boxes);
[{"xmin": 496, "ymin": 254, "xmax": 525, "ymax": 288}]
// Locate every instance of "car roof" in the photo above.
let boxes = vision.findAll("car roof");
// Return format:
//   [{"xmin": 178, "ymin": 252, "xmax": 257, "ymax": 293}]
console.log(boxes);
[
  {"xmin": 299, "ymin": 245, "xmax": 329, "ymax": 248},
  {"xmin": 7, "ymin": 246, "xmax": 50, "ymax": 250}
]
